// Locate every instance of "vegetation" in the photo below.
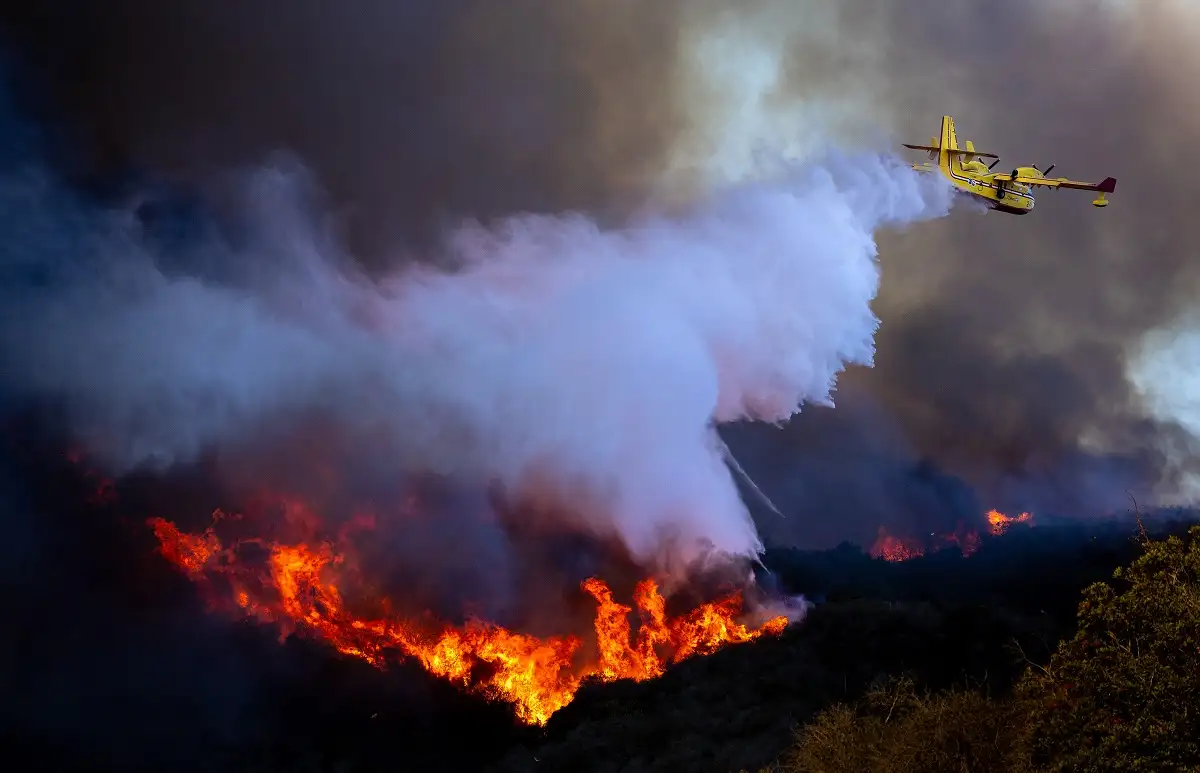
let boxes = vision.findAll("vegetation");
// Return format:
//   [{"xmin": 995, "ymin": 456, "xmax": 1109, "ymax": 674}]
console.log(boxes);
[
  {"xmin": 1020, "ymin": 521, "xmax": 1200, "ymax": 772},
  {"xmin": 767, "ymin": 521, "xmax": 1200, "ymax": 773},
  {"xmin": 777, "ymin": 676, "xmax": 1033, "ymax": 773},
  {"xmin": 17, "ymin": 431, "xmax": 1200, "ymax": 773}
]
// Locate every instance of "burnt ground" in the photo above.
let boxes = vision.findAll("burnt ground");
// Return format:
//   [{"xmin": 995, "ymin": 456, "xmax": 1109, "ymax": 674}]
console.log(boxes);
[{"xmin": 2, "ymin": 406, "xmax": 1190, "ymax": 773}]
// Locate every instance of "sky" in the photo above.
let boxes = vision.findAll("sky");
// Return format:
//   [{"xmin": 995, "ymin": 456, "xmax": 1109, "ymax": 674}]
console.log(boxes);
[{"xmin": 1, "ymin": 0, "xmax": 1199, "ymax": 548}]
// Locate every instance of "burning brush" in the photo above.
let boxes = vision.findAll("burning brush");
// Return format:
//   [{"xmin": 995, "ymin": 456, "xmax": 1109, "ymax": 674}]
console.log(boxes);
[
  {"xmin": 869, "ymin": 509, "xmax": 1035, "ymax": 562},
  {"xmin": 148, "ymin": 502, "xmax": 791, "ymax": 726}
]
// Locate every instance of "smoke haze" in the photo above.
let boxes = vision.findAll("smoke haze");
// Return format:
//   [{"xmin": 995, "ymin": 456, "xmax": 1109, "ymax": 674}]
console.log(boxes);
[
  {"xmin": 0, "ymin": 114, "xmax": 949, "ymax": 576},
  {"xmin": 1, "ymin": 0, "xmax": 1199, "ymax": 556}
]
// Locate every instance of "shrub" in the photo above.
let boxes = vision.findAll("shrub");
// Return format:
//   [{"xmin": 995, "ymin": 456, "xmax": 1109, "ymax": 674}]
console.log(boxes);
[
  {"xmin": 1018, "ymin": 525, "xmax": 1200, "ymax": 772},
  {"xmin": 774, "ymin": 675, "xmax": 1033, "ymax": 773}
]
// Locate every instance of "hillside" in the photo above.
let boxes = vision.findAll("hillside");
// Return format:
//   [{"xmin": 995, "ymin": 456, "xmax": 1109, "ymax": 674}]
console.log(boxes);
[
  {"xmin": 13, "ymin": 450, "xmax": 1193, "ymax": 773},
  {"xmin": 491, "ymin": 516, "xmax": 1200, "ymax": 772}
]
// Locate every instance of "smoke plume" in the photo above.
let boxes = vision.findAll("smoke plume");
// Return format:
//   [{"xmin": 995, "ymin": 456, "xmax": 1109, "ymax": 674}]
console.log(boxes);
[
  {"xmin": 4, "ymin": 0, "xmax": 1199, "ymax": 554},
  {"xmin": 0, "ymin": 108, "xmax": 949, "ymax": 576}
]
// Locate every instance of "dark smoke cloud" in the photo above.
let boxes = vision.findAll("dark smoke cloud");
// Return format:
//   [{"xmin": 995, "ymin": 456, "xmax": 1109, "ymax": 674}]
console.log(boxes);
[
  {"xmin": 0, "ymin": 0, "xmax": 687, "ymax": 262},
  {"xmin": 3, "ymin": 4, "xmax": 1196, "ymax": 764},
  {"xmin": 677, "ymin": 0, "xmax": 1200, "ymax": 544},
  {"xmin": 1, "ymin": 0, "xmax": 1197, "ymax": 554},
  {"xmin": 838, "ymin": 0, "xmax": 1200, "ymax": 531}
]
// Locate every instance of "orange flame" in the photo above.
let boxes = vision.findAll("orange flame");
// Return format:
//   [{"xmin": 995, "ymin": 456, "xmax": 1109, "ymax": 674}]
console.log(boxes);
[
  {"xmin": 986, "ymin": 509, "xmax": 1033, "ymax": 535},
  {"xmin": 868, "ymin": 527, "xmax": 926, "ymax": 562},
  {"xmin": 945, "ymin": 528, "xmax": 982, "ymax": 557},
  {"xmin": 870, "ymin": 510, "xmax": 1033, "ymax": 563},
  {"xmin": 148, "ymin": 510, "xmax": 787, "ymax": 725}
]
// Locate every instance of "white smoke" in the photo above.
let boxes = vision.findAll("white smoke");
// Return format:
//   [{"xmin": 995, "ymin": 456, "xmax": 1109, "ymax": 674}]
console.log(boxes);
[
  {"xmin": 0, "ymin": 151, "xmax": 951, "ymax": 572},
  {"xmin": 1127, "ymin": 314, "xmax": 1200, "ymax": 503},
  {"xmin": 663, "ymin": 1, "xmax": 893, "ymax": 194}
]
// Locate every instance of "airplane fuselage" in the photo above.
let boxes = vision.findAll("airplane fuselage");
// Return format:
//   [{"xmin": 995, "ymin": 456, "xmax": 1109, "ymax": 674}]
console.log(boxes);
[
  {"xmin": 904, "ymin": 115, "xmax": 1115, "ymax": 215},
  {"xmin": 915, "ymin": 160, "xmax": 1035, "ymax": 214},
  {"xmin": 910, "ymin": 115, "xmax": 1037, "ymax": 215}
]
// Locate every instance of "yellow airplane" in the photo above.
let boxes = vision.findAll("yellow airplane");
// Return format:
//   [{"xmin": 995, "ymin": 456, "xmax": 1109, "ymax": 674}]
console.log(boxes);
[{"xmin": 903, "ymin": 115, "xmax": 1116, "ymax": 215}]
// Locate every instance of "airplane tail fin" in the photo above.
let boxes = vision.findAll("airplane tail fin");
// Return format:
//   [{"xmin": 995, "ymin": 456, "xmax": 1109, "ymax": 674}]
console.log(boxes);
[
  {"xmin": 903, "ymin": 117, "xmax": 997, "ymax": 174},
  {"xmin": 940, "ymin": 115, "xmax": 958, "ymax": 173}
]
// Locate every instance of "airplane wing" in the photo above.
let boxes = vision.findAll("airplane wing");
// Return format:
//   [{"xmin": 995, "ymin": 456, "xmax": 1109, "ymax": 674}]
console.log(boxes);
[
  {"xmin": 902, "ymin": 144, "xmax": 999, "ymax": 159},
  {"xmin": 993, "ymin": 174, "xmax": 1117, "ymax": 193}
]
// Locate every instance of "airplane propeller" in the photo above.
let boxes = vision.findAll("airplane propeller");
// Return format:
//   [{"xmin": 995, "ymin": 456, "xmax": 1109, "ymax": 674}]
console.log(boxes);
[{"xmin": 987, "ymin": 159, "xmax": 1000, "ymax": 170}]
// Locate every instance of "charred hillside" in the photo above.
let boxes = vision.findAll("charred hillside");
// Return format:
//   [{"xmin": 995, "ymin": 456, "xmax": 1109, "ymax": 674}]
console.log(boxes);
[
  {"xmin": 493, "ymin": 514, "xmax": 1197, "ymax": 773},
  {"xmin": 3, "ymin": 412, "xmax": 1189, "ymax": 773}
]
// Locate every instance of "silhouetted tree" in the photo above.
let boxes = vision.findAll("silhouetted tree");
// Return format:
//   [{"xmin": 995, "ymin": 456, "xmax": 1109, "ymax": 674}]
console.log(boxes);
[
  {"xmin": 770, "ymin": 675, "xmax": 1032, "ymax": 773},
  {"xmin": 1019, "ymin": 525, "xmax": 1200, "ymax": 772}
]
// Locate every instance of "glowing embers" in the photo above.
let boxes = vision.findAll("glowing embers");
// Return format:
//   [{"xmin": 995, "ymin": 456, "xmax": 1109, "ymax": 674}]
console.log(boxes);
[
  {"xmin": 986, "ymin": 509, "xmax": 1033, "ymax": 535},
  {"xmin": 149, "ymin": 505, "xmax": 787, "ymax": 726},
  {"xmin": 869, "ymin": 510, "xmax": 1033, "ymax": 562}
]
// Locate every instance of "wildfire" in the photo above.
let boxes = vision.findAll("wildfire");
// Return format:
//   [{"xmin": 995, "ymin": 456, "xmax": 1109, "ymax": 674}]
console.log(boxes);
[
  {"xmin": 869, "ymin": 509, "xmax": 1032, "ymax": 562},
  {"xmin": 869, "ymin": 527, "xmax": 926, "ymax": 562},
  {"xmin": 987, "ymin": 509, "xmax": 1033, "ymax": 535},
  {"xmin": 148, "ymin": 509, "xmax": 787, "ymax": 725}
]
